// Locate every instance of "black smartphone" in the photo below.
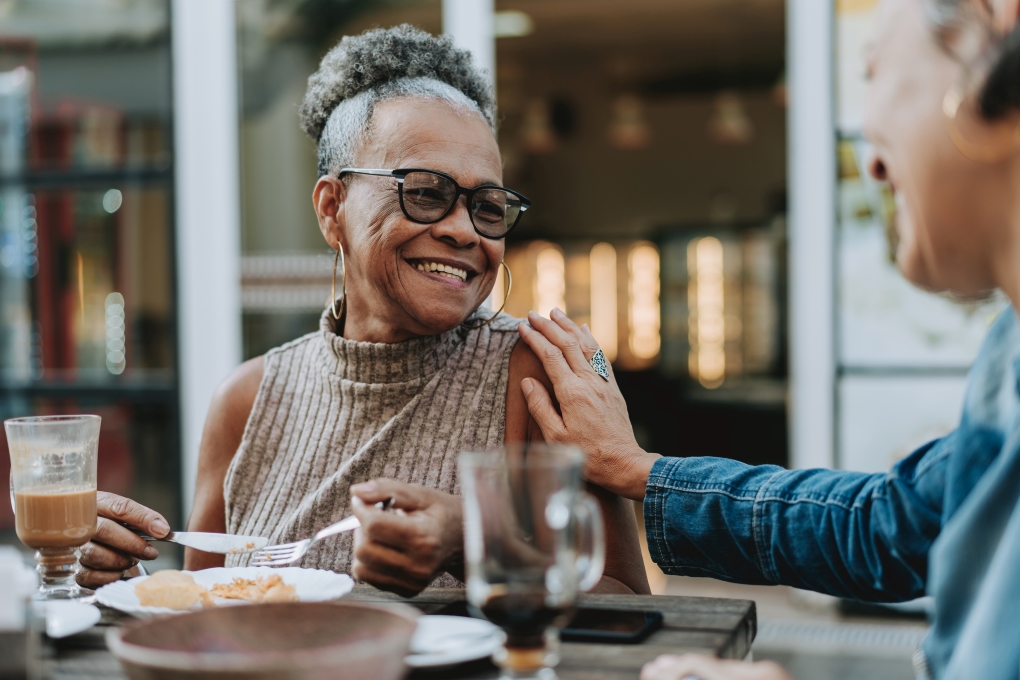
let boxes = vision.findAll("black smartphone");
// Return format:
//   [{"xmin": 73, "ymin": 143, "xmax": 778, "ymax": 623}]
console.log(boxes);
[
  {"xmin": 431, "ymin": 601, "xmax": 663, "ymax": 644},
  {"xmin": 559, "ymin": 607, "xmax": 663, "ymax": 643}
]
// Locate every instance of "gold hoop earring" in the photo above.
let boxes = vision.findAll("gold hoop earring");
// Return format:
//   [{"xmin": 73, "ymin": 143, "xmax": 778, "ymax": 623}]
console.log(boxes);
[
  {"xmin": 331, "ymin": 241, "xmax": 347, "ymax": 320},
  {"xmin": 462, "ymin": 261, "xmax": 512, "ymax": 330},
  {"xmin": 943, "ymin": 84, "xmax": 1020, "ymax": 164}
]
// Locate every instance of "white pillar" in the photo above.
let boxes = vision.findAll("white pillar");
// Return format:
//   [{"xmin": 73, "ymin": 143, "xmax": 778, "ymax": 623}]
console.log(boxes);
[
  {"xmin": 787, "ymin": 0, "xmax": 836, "ymax": 470},
  {"xmin": 442, "ymin": 0, "xmax": 495, "ymax": 88},
  {"xmin": 444, "ymin": 0, "xmax": 497, "ymax": 308},
  {"xmin": 171, "ymin": 0, "xmax": 242, "ymax": 518}
]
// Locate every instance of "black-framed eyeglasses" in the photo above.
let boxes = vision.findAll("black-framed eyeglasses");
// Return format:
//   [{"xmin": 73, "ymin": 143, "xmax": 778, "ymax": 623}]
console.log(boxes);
[{"xmin": 338, "ymin": 168, "xmax": 530, "ymax": 239}]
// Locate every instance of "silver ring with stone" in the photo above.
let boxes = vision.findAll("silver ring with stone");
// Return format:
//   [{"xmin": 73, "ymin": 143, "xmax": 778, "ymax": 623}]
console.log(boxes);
[{"xmin": 589, "ymin": 348, "xmax": 609, "ymax": 381}]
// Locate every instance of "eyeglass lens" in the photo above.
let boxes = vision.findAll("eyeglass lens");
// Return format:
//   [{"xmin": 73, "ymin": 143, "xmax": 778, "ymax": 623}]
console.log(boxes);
[{"xmin": 402, "ymin": 171, "xmax": 522, "ymax": 237}]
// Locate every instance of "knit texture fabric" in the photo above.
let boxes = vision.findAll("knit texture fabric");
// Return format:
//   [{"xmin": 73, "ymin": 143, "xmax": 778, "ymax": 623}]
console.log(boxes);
[{"xmin": 223, "ymin": 307, "xmax": 521, "ymax": 585}]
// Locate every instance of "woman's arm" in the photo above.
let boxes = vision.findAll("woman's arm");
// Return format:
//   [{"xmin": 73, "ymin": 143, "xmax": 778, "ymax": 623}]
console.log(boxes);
[
  {"xmin": 183, "ymin": 356, "xmax": 265, "ymax": 570},
  {"xmin": 506, "ymin": 340, "xmax": 651, "ymax": 595},
  {"xmin": 517, "ymin": 309, "xmax": 946, "ymax": 602}
]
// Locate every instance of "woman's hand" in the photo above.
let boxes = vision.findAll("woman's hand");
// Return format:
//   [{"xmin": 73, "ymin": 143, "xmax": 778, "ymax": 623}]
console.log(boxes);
[
  {"xmin": 77, "ymin": 492, "xmax": 170, "ymax": 588},
  {"xmin": 349, "ymin": 479, "xmax": 464, "ymax": 597},
  {"xmin": 641, "ymin": 654, "xmax": 793, "ymax": 680},
  {"xmin": 517, "ymin": 309, "xmax": 660, "ymax": 500}
]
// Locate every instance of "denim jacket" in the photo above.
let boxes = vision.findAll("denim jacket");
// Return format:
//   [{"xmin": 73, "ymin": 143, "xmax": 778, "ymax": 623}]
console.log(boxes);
[{"xmin": 644, "ymin": 309, "xmax": 1020, "ymax": 680}]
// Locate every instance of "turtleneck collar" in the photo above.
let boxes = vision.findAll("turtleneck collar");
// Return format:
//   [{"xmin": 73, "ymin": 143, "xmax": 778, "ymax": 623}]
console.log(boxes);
[{"xmin": 319, "ymin": 308, "xmax": 466, "ymax": 384}]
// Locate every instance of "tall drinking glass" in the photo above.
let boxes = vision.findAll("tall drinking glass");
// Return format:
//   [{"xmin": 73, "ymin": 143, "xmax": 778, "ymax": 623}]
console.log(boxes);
[
  {"xmin": 6, "ymin": 415, "xmax": 100, "ymax": 601},
  {"xmin": 460, "ymin": 444, "xmax": 605, "ymax": 680}
]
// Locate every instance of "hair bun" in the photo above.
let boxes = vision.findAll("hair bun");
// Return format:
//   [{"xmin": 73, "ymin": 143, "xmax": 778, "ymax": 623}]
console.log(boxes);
[{"xmin": 299, "ymin": 24, "xmax": 494, "ymax": 142}]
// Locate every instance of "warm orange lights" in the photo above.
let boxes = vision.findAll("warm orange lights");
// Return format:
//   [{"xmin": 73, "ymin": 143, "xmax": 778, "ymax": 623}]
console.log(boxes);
[
  {"xmin": 688, "ymin": 236, "xmax": 725, "ymax": 388},
  {"xmin": 628, "ymin": 243, "xmax": 660, "ymax": 360},
  {"xmin": 589, "ymin": 243, "xmax": 618, "ymax": 362},
  {"xmin": 534, "ymin": 245, "xmax": 566, "ymax": 317}
]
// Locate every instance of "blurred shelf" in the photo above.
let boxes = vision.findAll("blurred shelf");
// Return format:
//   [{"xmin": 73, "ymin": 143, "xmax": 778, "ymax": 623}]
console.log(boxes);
[
  {"xmin": 0, "ymin": 380, "xmax": 176, "ymax": 404},
  {"xmin": 0, "ymin": 167, "xmax": 173, "ymax": 190}
]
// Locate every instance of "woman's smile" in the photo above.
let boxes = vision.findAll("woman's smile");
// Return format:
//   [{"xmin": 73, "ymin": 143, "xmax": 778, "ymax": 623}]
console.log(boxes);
[{"xmin": 405, "ymin": 256, "xmax": 478, "ymax": 289}]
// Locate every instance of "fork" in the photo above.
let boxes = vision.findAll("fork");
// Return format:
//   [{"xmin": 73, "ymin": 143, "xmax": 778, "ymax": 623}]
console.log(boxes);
[{"xmin": 251, "ymin": 499, "xmax": 392, "ymax": 567}]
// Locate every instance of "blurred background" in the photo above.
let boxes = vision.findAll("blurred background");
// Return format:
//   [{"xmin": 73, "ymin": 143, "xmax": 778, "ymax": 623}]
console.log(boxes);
[{"xmin": 0, "ymin": 1, "xmax": 1005, "ymax": 677}]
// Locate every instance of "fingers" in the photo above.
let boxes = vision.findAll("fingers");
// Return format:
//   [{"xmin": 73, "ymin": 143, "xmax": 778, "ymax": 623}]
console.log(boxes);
[
  {"xmin": 579, "ymin": 322, "xmax": 614, "ymax": 378},
  {"xmin": 354, "ymin": 505, "xmax": 430, "ymax": 552},
  {"xmin": 91, "ymin": 517, "xmax": 159, "ymax": 560},
  {"xmin": 551, "ymin": 310, "xmax": 602, "ymax": 360},
  {"xmin": 77, "ymin": 566, "xmax": 129, "ymax": 589},
  {"xmin": 641, "ymin": 654, "xmax": 719, "ymax": 680},
  {"xmin": 352, "ymin": 531, "xmax": 435, "ymax": 597},
  {"xmin": 78, "ymin": 507, "xmax": 161, "ymax": 589},
  {"xmin": 526, "ymin": 311, "xmax": 593, "ymax": 375},
  {"xmin": 350, "ymin": 478, "xmax": 431, "ymax": 512},
  {"xmin": 96, "ymin": 492, "xmax": 170, "ymax": 538},
  {"xmin": 80, "ymin": 541, "xmax": 137, "ymax": 572},
  {"xmin": 520, "ymin": 378, "xmax": 567, "ymax": 441},
  {"xmin": 640, "ymin": 654, "xmax": 793, "ymax": 680},
  {"xmin": 518, "ymin": 322, "xmax": 581, "ymax": 389}
]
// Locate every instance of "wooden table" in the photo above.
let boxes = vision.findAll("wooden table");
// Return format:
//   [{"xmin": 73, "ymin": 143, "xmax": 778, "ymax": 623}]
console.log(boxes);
[{"xmin": 42, "ymin": 586, "xmax": 756, "ymax": 680}]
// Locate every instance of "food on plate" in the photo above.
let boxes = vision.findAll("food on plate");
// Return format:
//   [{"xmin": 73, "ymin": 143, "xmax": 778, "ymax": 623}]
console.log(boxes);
[
  {"xmin": 210, "ymin": 574, "xmax": 298, "ymax": 603},
  {"xmin": 135, "ymin": 570, "xmax": 214, "ymax": 610},
  {"xmin": 226, "ymin": 542, "xmax": 257, "ymax": 554}
]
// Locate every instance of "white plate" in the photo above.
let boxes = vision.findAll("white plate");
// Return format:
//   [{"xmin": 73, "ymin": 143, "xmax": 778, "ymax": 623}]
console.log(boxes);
[
  {"xmin": 405, "ymin": 615, "xmax": 502, "ymax": 668},
  {"xmin": 35, "ymin": 601, "xmax": 102, "ymax": 638},
  {"xmin": 95, "ymin": 567, "xmax": 354, "ymax": 618}
]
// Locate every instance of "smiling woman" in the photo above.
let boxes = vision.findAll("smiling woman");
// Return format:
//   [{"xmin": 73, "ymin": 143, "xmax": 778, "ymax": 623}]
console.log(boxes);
[{"xmin": 73, "ymin": 24, "xmax": 649, "ymax": 598}]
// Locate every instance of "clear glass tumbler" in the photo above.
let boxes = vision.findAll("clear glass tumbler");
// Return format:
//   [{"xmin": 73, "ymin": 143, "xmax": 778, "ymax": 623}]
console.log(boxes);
[
  {"xmin": 460, "ymin": 443, "xmax": 605, "ymax": 680},
  {"xmin": 6, "ymin": 415, "xmax": 100, "ymax": 601}
]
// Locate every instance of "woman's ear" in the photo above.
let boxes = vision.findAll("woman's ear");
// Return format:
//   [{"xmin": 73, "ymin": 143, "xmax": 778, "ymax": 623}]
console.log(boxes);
[{"xmin": 313, "ymin": 176, "xmax": 348, "ymax": 249}]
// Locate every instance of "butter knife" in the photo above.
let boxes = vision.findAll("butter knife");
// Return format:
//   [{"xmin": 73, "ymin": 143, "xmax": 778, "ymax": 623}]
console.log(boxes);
[{"xmin": 128, "ymin": 528, "xmax": 269, "ymax": 554}]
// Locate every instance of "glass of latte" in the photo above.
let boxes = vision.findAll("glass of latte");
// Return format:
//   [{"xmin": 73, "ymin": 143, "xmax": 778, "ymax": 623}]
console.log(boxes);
[{"xmin": 6, "ymin": 415, "xmax": 100, "ymax": 600}]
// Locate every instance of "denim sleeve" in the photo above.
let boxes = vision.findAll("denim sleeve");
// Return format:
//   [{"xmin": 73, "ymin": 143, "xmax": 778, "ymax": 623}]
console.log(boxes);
[{"xmin": 644, "ymin": 434, "xmax": 951, "ymax": 602}]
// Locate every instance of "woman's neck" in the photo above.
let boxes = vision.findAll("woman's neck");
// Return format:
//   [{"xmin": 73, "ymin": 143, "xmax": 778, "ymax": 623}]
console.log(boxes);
[
  {"xmin": 339, "ymin": 290, "xmax": 442, "ymax": 344},
  {"xmin": 340, "ymin": 312, "xmax": 420, "ymax": 344}
]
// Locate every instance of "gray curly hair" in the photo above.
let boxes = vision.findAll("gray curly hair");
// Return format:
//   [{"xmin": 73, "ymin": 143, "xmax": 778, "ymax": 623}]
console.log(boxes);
[{"xmin": 299, "ymin": 24, "xmax": 496, "ymax": 177}]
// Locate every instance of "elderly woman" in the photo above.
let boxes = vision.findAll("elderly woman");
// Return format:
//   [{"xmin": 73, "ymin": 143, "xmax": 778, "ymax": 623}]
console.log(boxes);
[
  {"xmin": 75, "ymin": 25, "xmax": 649, "ymax": 597},
  {"xmin": 519, "ymin": 0, "xmax": 1020, "ymax": 678}
]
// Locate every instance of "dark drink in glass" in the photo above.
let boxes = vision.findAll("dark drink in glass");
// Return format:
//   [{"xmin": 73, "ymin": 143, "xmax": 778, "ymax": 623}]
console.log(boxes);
[{"xmin": 460, "ymin": 445, "xmax": 604, "ymax": 680}]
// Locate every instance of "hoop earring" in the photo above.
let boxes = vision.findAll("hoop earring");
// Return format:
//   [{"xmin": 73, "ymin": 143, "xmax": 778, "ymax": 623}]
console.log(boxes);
[
  {"xmin": 943, "ymin": 84, "xmax": 1020, "ymax": 164},
  {"xmin": 331, "ymin": 241, "xmax": 347, "ymax": 320},
  {"xmin": 462, "ymin": 261, "xmax": 512, "ymax": 330}
]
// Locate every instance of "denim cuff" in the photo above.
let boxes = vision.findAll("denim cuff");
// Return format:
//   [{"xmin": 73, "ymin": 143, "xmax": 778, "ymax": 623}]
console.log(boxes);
[{"xmin": 644, "ymin": 456, "xmax": 686, "ymax": 572}]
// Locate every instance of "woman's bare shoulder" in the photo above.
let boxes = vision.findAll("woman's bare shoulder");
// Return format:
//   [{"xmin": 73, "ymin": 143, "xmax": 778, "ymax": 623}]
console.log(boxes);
[
  {"xmin": 207, "ymin": 356, "xmax": 266, "ymax": 452},
  {"xmin": 505, "ymin": 339, "xmax": 555, "ymax": 443}
]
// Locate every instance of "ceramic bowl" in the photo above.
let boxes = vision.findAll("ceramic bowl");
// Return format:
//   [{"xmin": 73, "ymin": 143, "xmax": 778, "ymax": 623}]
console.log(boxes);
[{"xmin": 106, "ymin": 601, "xmax": 419, "ymax": 680}]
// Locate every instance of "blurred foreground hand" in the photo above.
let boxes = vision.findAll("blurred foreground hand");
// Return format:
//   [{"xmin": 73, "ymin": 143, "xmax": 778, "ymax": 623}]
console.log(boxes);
[{"xmin": 641, "ymin": 654, "xmax": 793, "ymax": 680}]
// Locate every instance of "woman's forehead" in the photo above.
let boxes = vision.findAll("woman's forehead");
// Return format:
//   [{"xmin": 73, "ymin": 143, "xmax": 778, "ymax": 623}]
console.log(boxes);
[{"xmin": 363, "ymin": 98, "xmax": 502, "ymax": 184}]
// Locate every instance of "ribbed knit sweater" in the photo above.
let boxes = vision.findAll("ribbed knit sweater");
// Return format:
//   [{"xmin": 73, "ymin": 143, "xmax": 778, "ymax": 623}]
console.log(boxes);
[{"xmin": 222, "ymin": 308, "xmax": 520, "ymax": 583}]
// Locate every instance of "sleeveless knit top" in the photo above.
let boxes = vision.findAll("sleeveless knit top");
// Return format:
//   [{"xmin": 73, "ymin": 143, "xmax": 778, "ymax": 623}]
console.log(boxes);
[{"xmin": 223, "ymin": 308, "xmax": 521, "ymax": 581}]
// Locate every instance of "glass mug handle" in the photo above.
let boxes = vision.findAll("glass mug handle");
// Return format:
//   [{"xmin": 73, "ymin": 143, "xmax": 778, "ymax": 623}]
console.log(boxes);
[{"xmin": 573, "ymin": 492, "xmax": 605, "ymax": 592}]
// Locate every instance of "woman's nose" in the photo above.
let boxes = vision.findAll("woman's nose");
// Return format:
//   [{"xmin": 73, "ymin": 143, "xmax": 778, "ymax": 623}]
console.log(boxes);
[
  {"xmin": 431, "ymin": 198, "xmax": 479, "ymax": 248},
  {"xmin": 867, "ymin": 153, "xmax": 889, "ymax": 182}
]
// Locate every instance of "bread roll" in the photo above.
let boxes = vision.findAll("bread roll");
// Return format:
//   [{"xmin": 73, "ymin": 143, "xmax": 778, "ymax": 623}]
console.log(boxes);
[{"xmin": 135, "ymin": 570, "xmax": 212, "ymax": 610}]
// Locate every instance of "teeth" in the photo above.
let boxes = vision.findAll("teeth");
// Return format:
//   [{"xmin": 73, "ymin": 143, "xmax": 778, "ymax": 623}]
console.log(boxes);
[{"xmin": 414, "ymin": 261, "xmax": 468, "ymax": 282}]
